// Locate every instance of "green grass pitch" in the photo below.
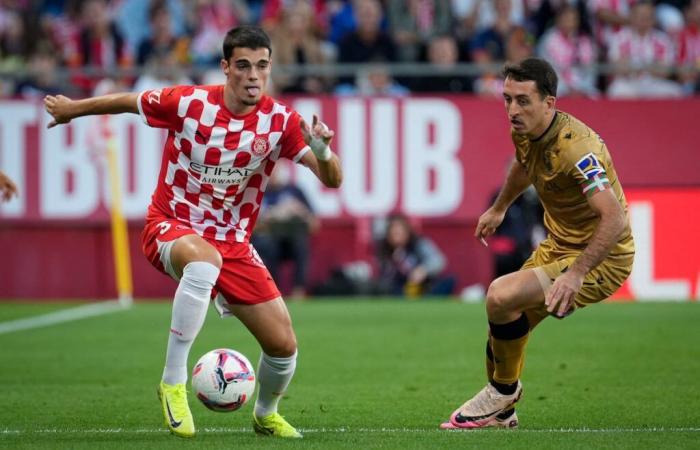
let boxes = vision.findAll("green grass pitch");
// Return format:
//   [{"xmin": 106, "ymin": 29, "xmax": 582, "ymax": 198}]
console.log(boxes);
[{"xmin": 0, "ymin": 299, "xmax": 699, "ymax": 449}]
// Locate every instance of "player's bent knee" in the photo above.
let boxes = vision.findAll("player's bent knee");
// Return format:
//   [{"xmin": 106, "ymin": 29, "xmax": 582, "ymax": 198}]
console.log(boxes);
[
  {"xmin": 486, "ymin": 279, "xmax": 512, "ymax": 315},
  {"xmin": 171, "ymin": 236, "xmax": 223, "ymax": 270},
  {"xmin": 262, "ymin": 335, "xmax": 297, "ymax": 358}
]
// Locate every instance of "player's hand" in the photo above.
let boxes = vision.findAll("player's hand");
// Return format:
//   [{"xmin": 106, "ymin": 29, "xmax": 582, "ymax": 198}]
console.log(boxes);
[
  {"xmin": 474, "ymin": 207, "xmax": 506, "ymax": 247},
  {"xmin": 0, "ymin": 171, "xmax": 18, "ymax": 202},
  {"xmin": 545, "ymin": 270, "xmax": 584, "ymax": 318},
  {"xmin": 44, "ymin": 95, "xmax": 75, "ymax": 128},
  {"xmin": 301, "ymin": 114, "xmax": 334, "ymax": 161}
]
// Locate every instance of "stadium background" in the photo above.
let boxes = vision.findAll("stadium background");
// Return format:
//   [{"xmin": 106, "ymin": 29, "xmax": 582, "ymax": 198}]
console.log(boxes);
[{"xmin": 0, "ymin": 0, "xmax": 698, "ymax": 302}]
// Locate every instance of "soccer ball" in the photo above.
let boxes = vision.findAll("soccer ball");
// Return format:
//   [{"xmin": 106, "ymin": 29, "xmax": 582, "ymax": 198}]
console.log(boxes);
[{"xmin": 191, "ymin": 348, "xmax": 256, "ymax": 412}]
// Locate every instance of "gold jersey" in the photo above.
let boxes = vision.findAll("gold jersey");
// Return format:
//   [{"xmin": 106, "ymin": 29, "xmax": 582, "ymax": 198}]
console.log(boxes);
[{"xmin": 512, "ymin": 111, "xmax": 634, "ymax": 260}]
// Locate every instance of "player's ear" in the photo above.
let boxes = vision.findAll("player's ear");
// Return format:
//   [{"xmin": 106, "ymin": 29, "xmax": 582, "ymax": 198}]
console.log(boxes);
[
  {"xmin": 545, "ymin": 95, "xmax": 556, "ymax": 112},
  {"xmin": 221, "ymin": 59, "xmax": 230, "ymax": 76}
]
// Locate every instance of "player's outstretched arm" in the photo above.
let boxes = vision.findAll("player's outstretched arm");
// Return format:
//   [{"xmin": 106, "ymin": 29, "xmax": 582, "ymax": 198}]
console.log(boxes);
[
  {"xmin": 475, "ymin": 159, "xmax": 531, "ymax": 246},
  {"xmin": 300, "ymin": 115, "xmax": 342, "ymax": 188},
  {"xmin": 44, "ymin": 93, "xmax": 140, "ymax": 128},
  {"xmin": 545, "ymin": 188, "xmax": 626, "ymax": 316},
  {"xmin": 0, "ymin": 170, "xmax": 18, "ymax": 202}
]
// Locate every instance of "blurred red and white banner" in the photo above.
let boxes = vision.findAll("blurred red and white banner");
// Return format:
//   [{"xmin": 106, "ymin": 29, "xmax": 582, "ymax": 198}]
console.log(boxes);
[{"xmin": 0, "ymin": 97, "xmax": 698, "ymax": 300}]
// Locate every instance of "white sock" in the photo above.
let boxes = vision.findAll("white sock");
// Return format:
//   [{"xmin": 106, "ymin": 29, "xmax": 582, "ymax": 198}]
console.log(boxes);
[
  {"xmin": 162, "ymin": 261, "xmax": 220, "ymax": 385},
  {"xmin": 254, "ymin": 351, "xmax": 297, "ymax": 418}
]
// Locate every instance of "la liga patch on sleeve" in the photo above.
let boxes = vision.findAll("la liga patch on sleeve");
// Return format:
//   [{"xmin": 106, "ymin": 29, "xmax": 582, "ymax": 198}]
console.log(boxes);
[{"xmin": 575, "ymin": 152, "xmax": 610, "ymax": 197}]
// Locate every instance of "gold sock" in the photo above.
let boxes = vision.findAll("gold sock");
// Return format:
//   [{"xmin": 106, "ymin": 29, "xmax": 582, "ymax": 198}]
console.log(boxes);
[
  {"xmin": 489, "ymin": 314, "xmax": 530, "ymax": 385},
  {"xmin": 486, "ymin": 337, "xmax": 495, "ymax": 382}
]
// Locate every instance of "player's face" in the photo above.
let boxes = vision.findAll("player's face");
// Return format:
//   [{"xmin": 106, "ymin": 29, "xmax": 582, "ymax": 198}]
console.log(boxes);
[
  {"xmin": 502, "ymin": 77, "xmax": 555, "ymax": 138},
  {"xmin": 221, "ymin": 47, "xmax": 271, "ymax": 109}
]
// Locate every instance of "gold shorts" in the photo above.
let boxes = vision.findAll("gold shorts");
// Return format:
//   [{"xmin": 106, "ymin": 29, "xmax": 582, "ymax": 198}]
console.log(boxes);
[{"xmin": 521, "ymin": 237, "xmax": 634, "ymax": 322}]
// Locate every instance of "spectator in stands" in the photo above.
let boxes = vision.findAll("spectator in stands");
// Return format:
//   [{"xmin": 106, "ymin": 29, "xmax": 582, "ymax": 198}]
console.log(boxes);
[
  {"xmin": 338, "ymin": 0, "xmax": 397, "ymax": 65},
  {"xmin": 190, "ymin": 0, "xmax": 251, "ymax": 66},
  {"xmin": 71, "ymin": 0, "xmax": 130, "ymax": 93},
  {"xmin": 537, "ymin": 5, "xmax": 599, "ymax": 97},
  {"xmin": 487, "ymin": 182, "xmax": 545, "ymax": 278},
  {"xmin": 677, "ymin": 0, "xmax": 700, "ymax": 93},
  {"xmin": 474, "ymin": 20, "xmax": 534, "ymax": 99},
  {"xmin": 452, "ymin": 0, "xmax": 526, "ymax": 37},
  {"xmin": 269, "ymin": 0, "xmax": 328, "ymax": 94},
  {"xmin": 505, "ymin": 23, "xmax": 535, "ymax": 62},
  {"xmin": 335, "ymin": 61, "xmax": 410, "ymax": 95},
  {"xmin": 116, "ymin": 0, "xmax": 188, "ymax": 54},
  {"xmin": 327, "ymin": 0, "xmax": 357, "ymax": 45},
  {"xmin": 252, "ymin": 161, "xmax": 318, "ymax": 299},
  {"xmin": 606, "ymin": 0, "xmax": 683, "ymax": 98},
  {"xmin": 14, "ymin": 46, "xmax": 64, "ymax": 99},
  {"xmin": 387, "ymin": 0, "xmax": 454, "ymax": 61},
  {"xmin": 38, "ymin": 0, "xmax": 81, "ymax": 67},
  {"xmin": 528, "ymin": 0, "xmax": 593, "ymax": 39},
  {"xmin": 469, "ymin": 0, "xmax": 519, "ymax": 63},
  {"xmin": 260, "ymin": 0, "xmax": 327, "ymax": 35},
  {"xmin": 412, "ymin": 34, "xmax": 472, "ymax": 92},
  {"xmin": 589, "ymin": 0, "xmax": 635, "ymax": 48},
  {"xmin": 136, "ymin": 2, "xmax": 189, "ymax": 66},
  {"xmin": 0, "ymin": 10, "xmax": 31, "ymax": 74},
  {"xmin": 74, "ymin": 0, "xmax": 129, "ymax": 68},
  {"xmin": 374, "ymin": 213, "xmax": 455, "ymax": 297}
]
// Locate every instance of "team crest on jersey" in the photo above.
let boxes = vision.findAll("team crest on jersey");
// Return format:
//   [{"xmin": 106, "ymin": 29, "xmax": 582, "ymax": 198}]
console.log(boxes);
[
  {"xmin": 252, "ymin": 137, "xmax": 270, "ymax": 156},
  {"xmin": 575, "ymin": 152, "xmax": 606, "ymax": 180}
]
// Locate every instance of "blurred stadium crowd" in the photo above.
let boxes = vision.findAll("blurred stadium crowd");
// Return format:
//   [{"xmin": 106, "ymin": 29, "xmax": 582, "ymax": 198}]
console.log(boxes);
[{"xmin": 1, "ymin": 0, "xmax": 700, "ymax": 99}]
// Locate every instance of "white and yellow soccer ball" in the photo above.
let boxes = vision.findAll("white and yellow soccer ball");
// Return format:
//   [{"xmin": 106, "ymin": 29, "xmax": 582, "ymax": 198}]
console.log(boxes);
[{"xmin": 191, "ymin": 348, "xmax": 256, "ymax": 412}]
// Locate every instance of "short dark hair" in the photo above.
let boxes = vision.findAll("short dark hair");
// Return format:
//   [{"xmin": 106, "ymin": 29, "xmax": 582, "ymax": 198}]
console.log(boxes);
[
  {"xmin": 222, "ymin": 26, "xmax": 272, "ymax": 61},
  {"xmin": 502, "ymin": 58, "xmax": 558, "ymax": 98}
]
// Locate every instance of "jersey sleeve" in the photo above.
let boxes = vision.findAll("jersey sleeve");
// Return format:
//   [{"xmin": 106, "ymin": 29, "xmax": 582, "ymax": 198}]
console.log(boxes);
[
  {"xmin": 137, "ymin": 85, "xmax": 189, "ymax": 130},
  {"xmin": 278, "ymin": 111, "xmax": 310, "ymax": 163},
  {"xmin": 560, "ymin": 138, "xmax": 611, "ymax": 198}
]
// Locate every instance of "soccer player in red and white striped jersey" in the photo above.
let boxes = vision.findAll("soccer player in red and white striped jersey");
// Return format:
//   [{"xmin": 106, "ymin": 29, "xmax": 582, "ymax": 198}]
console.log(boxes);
[{"xmin": 44, "ymin": 26, "xmax": 342, "ymax": 439}]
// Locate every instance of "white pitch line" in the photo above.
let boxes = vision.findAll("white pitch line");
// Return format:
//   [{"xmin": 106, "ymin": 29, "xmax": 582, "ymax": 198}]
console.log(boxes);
[
  {"xmin": 0, "ymin": 301, "xmax": 126, "ymax": 335},
  {"xmin": 1, "ymin": 427, "xmax": 699, "ymax": 435}
]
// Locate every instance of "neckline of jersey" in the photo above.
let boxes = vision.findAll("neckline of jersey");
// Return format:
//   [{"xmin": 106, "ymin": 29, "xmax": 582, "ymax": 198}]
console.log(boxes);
[
  {"xmin": 530, "ymin": 111, "xmax": 560, "ymax": 143},
  {"xmin": 217, "ymin": 85, "xmax": 268, "ymax": 120}
]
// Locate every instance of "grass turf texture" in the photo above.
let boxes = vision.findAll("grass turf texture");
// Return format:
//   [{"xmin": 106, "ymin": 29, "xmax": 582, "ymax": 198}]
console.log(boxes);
[{"xmin": 0, "ymin": 300, "xmax": 698, "ymax": 449}]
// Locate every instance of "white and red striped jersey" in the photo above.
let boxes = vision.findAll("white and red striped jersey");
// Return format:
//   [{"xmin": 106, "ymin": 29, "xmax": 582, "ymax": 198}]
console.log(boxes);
[
  {"xmin": 538, "ymin": 28, "xmax": 597, "ymax": 92},
  {"xmin": 607, "ymin": 27, "xmax": 675, "ymax": 68},
  {"xmin": 137, "ymin": 84, "xmax": 309, "ymax": 243},
  {"xmin": 589, "ymin": 0, "xmax": 637, "ymax": 45},
  {"xmin": 677, "ymin": 25, "xmax": 700, "ymax": 66}
]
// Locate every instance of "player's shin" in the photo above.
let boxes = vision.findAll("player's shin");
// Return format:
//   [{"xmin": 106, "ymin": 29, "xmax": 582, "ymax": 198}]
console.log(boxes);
[
  {"xmin": 254, "ymin": 351, "xmax": 297, "ymax": 418},
  {"xmin": 489, "ymin": 313, "xmax": 530, "ymax": 393},
  {"xmin": 162, "ymin": 262, "xmax": 220, "ymax": 384},
  {"xmin": 486, "ymin": 337, "xmax": 495, "ymax": 382}
]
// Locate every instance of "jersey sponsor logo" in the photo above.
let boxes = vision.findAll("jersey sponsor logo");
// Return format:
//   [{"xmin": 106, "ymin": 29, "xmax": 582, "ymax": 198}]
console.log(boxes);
[
  {"xmin": 252, "ymin": 137, "xmax": 270, "ymax": 156},
  {"xmin": 575, "ymin": 152, "xmax": 606, "ymax": 180},
  {"xmin": 189, "ymin": 162, "xmax": 253, "ymax": 185},
  {"xmin": 147, "ymin": 89, "xmax": 162, "ymax": 105}
]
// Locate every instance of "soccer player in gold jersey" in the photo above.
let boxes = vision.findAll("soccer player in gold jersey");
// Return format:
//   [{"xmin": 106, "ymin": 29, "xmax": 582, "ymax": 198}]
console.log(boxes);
[{"xmin": 441, "ymin": 58, "xmax": 635, "ymax": 429}]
